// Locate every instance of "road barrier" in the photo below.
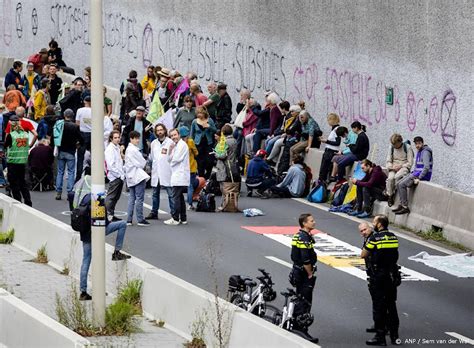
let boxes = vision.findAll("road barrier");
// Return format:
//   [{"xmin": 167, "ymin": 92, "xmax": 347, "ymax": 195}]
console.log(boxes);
[
  {"xmin": 0, "ymin": 288, "xmax": 90, "ymax": 347},
  {"xmin": 0, "ymin": 193, "xmax": 318, "ymax": 347}
]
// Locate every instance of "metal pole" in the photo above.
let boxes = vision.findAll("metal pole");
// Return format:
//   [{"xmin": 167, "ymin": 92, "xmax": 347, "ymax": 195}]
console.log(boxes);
[{"xmin": 90, "ymin": 0, "xmax": 105, "ymax": 326}]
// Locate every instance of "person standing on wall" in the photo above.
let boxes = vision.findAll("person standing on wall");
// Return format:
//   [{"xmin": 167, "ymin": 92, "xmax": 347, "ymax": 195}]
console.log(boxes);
[
  {"xmin": 4, "ymin": 115, "xmax": 32, "ymax": 206},
  {"xmin": 164, "ymin": 128, "xmax": 190, "ymax": 226},
  {"xmin": 361, "ymin": 215, "xmax": 400, "ymax": 346}
]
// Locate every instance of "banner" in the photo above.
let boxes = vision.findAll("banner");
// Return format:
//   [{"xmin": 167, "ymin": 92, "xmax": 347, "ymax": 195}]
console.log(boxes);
[
  {"xmin": 173, "ymin": 78, "xmax": 189, "ymax": 101},
  {"xmin": 146, "ymin": 92, "xmax": 164, "ymax": 124},
  {"xmin": 154, "ymin": 108, "xmax": 174, "ymax": 130}
]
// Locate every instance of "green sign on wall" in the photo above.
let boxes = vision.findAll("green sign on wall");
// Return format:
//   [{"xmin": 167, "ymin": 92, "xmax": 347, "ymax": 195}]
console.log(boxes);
[{"xmin": 386, "ymin": 87, "xmax": 394, "ymax": 105}]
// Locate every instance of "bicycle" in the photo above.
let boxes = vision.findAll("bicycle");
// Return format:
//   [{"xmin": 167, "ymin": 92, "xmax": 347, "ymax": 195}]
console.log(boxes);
[
  {"xmin": 227, "ymin": 268, "xmax": 277, "ymax": 317},
  {"xmin": 269, "ymin": 287, "xmax": 319, "ymax": 344}
]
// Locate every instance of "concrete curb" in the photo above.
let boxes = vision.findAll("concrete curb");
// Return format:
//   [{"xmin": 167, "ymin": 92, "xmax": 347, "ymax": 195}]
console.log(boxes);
[{"xmin": 0, "ymin": 288, "xmax": 90, "ymax": 348}]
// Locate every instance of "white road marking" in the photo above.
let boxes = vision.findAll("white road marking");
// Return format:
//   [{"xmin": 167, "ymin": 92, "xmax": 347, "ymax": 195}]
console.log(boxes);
[
  {"xmin": 265, "ymin": 256, "xmax": 292, "ymax": 268},
  {"xmin": 264, "ymin": 233, "xmax": 438, "ymax": 282},
  {"xmin": 292, "ymin": 198, "xmax": 455, "ymax": 255},
  {"xmin": 445, "ymin": 332, "xmax": 474, "ymax": 345},
  {"xmin": 143, "ymin": 203, "xmax": 169, "ymax": 215}
]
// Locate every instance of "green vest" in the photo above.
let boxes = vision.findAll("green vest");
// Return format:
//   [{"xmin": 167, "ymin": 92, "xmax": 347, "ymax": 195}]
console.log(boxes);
[{"xmin": 7, "ymin": 130, "xmax": 29, "ymax": 164}]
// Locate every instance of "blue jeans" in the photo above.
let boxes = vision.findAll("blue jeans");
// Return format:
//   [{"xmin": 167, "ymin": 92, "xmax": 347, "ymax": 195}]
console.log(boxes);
[
  {"xmin": 265, "ymin": 135, "xmax": 281, "ymax": 154},
  {"xmin": 80, "ymin": 220, "xmax": 127, "ymax": 292},
  {"xmin": 252, "ymin": 128, "xmax": 270, "ymax": 153},
  {"xmin": 127, "ymin": 180, "xmax": 146, "ymax": 222},
  {"xmin": 187, "ymin": 173, "xmax": 199, "ymax": 205},
  {"xmin": 56, "ymin": 151, "xmax": 76, "ymax": 193},
  {"xmin": 151, "ymin": 185, "xmax": 174, "ymax": 215},
  {"xmin": 337, "ymin": 153, "xmax": 358, "ymax": 180}
]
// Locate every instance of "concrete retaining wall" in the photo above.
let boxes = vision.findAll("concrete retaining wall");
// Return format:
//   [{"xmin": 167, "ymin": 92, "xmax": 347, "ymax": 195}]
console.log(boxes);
[
  {"xmin": 1, "ymin": 194, "xmax": 318, "ymax": 347},
  {"xmin": 0, "ymin": 288, "xmax": 90, "ymax": 348},
  {"xmin": 0, "ymin": 0, "xmax": 472, "ymax": 194}
]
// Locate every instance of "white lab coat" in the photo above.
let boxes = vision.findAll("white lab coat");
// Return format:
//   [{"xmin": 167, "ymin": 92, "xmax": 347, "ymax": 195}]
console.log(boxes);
[
  {"xmin": 123, "ymin": 143, "xmax": 150, "ymax": 187},
  {"xmin": 169, "ymin": 139, "xmax": 190, "ymax": 187},
  {"xmin": 104, "ymin": 142, "xmax": 124, "ymax": 181},
  {"xmin": 149, "ymin": 136, "xmax": 173, "ymax": 187}
]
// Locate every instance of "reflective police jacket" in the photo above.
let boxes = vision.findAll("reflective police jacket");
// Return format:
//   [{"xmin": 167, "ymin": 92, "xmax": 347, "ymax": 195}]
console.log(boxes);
[
  {"xmin": 291, "ymin": 229, "xmax": 317, "ymax": 267},
  {"xmin": 363, "ymin": 229, "xmax": 399, "ymax": 276}
]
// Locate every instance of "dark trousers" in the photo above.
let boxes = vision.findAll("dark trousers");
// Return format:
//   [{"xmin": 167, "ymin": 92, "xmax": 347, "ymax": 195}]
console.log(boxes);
[
  {"xmin": 296, "ymin": 275, "xmax": 316, "ymax": 310},
  {"xmin": 76, "ymin": 132, "xmax": 91, "ymax": 182},
  {"xmin": 171, "ymin": 186, "xmax": 187, "ymax": 222},
  {"xmin": 356, "ymin": 186, "xmax": 385, "ymax": 213},
  {"xmin": 246, "ymin": 177, "xmax": 276, "ymax": 193},
  {"xmin": 369, "ymin": 275, "xmax": 399, "ymax": 336},
  {"xmin": 252, "ymin": 128, "xmax": 270, "ymax": 153},
  {"xmin": 270, "ymin": 185, "xmax": 292, "ymax": 198},
  {"xmin": 106, "ymin": 178, "xmax": 124, "ymax": 217},
  {"xmin": 7, "ymin": 163, "xmax": 32, "ymax": 206},
  {"xmin": 319, "ymin": 148, "xmax": 338, "ymax": 181},
  {"xmin": 196, "ymin": 141, "xmax": 214, "ymax": 179},
  {"xmin": 337, "ymin": 153, "xmax": 358, "ymax": 180}
]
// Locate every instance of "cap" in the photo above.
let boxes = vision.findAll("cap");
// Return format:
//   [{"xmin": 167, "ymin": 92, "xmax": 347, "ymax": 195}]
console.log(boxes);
[
  {"xmin": 179, "ymin": 126, "xmax": 190, "ymax": 138},
  {"xmin": 72, "ymin": 77, "xmax": 85, "ymax": 84},
  {"xmin": 136, "ymin": 106, "xmax": 146, "ymax": 112},
  {"xmin": 256, "ymin": 149, "xmax": 267, "ymax": 157},
  {"xmin": 9, "ymin": 115, "xmax": 20, "ymax": 122},
  {"xmin": 27, "ymin": 62, "xmax": 34, "ymax": 67},
  {"xmin": 289, "ymin": 105, "xmax": 302, "ymax": 113},
  {"xmin": 84, "ymin": 95, "xmax": 91, "ymax": 102}
]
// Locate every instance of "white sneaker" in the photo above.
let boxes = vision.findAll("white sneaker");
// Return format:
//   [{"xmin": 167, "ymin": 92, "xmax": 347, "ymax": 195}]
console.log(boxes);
[
  {"xmin": 180, "ymin": 220, "xmax": 188, "ymax": 225},
  {"xmin": 164, "ymin": 218, "xmax": 180, "ymax": 226}
]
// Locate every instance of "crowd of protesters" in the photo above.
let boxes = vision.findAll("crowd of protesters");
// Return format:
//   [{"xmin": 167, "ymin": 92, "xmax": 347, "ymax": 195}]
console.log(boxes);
[{"xmin": 0, "ymin": 40, "xmax": 433, "ymax": 224}]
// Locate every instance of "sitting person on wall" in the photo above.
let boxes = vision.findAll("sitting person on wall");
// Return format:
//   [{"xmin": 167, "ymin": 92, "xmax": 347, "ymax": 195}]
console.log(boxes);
[
  {"xmin": 392, "ymin": 136, "xmax": 433, "ymax": 215},
  {"xmin": 329, "ymin": 127, "xmax": 358, "ymax": 181},
  {"xmin": 290, "ymin": 110, "xmax": 322, "ymax": 161},
  {"xmin": 319, "ymin": 113, "xmax": 349, "ymax": 182},
  {"xmin": 28, "ymin": 137, "xmax": 55, "ymax": 190},
  {"xmin": 251, "ymin": 92, "xmax": 282, "ymax": 154},
  {"xmin": 349, "ymin": 159, "xmax": 387, "ymax": 218},
  {"xmin": 270, "ymin": 155, "xmax": 308, "ymax": 198},
  {"xmin": 336, "ymin": 121, "xmax": 369, "ymax": 181},
  {"xmin": 246, "ymin": 149, "xmax": 275, "ymax": 197},
  {"xmin": 385, "ymin": 133, "xmax": 414, "ymax": 206}
]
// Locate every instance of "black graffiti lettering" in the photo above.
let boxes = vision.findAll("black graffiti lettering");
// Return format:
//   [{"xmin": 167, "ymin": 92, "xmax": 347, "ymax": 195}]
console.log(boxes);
[
  {"xmin": 141, "ymin": 23, "xmax": 153, "ymax": 68},
  {"xmin": 15, "ymin": 2, "xmax": 22, "ymax": 39},
  {"xmin": 235, "ymin": 43, "xmax": 243, "ymax": 91},
  {"xmin": 31, "ymin": 7, "xmax": 38, "ymax": 36},
  {"xmin": 440, "ymin": 89, "xmax": 457, "ymax": 146}
]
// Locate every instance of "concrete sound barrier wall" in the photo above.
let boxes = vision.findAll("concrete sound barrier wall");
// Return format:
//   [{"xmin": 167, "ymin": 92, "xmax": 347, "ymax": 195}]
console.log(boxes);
[
  {"xmin": 0, "ymin": 194, "xmax": 320, "ymax": 347},
  {"xmin": 0, "ymin": 289, "xmax": 90, "ymax": 348}
]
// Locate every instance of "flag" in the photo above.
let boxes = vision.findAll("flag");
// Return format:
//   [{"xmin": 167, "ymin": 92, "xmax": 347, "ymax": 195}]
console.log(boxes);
[
  {"xmin": 146, "ymin": 92, "xmax": 164, "ymax": 123},
  {"xmin": 173, "ymin": 78, "xmax": 189, "ymax": 101},
  {"xmin": 154, "ymin": 108, "xmax": 174, "ymax": 130}
]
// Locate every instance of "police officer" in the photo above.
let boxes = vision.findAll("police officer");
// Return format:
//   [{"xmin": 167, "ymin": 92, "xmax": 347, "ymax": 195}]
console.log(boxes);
[
  {"xmin": 291, "ymin": 213, "xmax": 317, "ymax": 308},
  {"xmin": 361, "ymin": 215, "xmax": 400, "ymax": 346}
]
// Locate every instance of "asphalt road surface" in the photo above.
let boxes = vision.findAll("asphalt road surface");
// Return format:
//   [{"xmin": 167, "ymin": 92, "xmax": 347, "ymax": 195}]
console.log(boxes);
[{"xmin": 27, "ymin": 186, "xmax": 474, "ymax": 348}]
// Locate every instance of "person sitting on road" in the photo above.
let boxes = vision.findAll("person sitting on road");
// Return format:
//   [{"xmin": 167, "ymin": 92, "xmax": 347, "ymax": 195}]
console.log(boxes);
[
  {"xmin": 70, "ymin": 169, "xmax": 131, "ymax": 301},
  {"xmin": 270, "ymin": 155, "xmax": 308, "ymax": 198},
  {"xmin": 392, "ymin": 136, "xmax": 433, "ymax": 215},
  {"xmin": 349, "ymin": 159, "xmax": 387, "ymax": 218},
  {"xmin": 384, "ymin": 134, "xmax": 414, "ymax": 207},
  {"xmin": 246, "ymin": 149, "xmax": 275, "ymax": 197},
  {"xmin": 336, "ymin": 121, "xmax": 369, "ymax": 181}
]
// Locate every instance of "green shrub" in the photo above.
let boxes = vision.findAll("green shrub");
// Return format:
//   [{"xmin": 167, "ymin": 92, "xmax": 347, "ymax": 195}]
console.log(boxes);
[
  {"xmin": 105, "ymin": 301, "xmax": 139, "ymax": 335},
  {"xmin": 0, "ymin": 229, "xmax": 14, "ymax": 244},
  {"xmin": 55, "ymin": 286, "xmax": 95, "ymax": 336},
  {"xmin": 117, "ymin": 279, "xmax": 143, "ymax": 314}
]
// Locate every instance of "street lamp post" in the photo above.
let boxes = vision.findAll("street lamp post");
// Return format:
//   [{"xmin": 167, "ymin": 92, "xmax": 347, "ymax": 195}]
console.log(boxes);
[{"xmin": 90, "ymin": 0, "xmax": 106, "ymax": 326}]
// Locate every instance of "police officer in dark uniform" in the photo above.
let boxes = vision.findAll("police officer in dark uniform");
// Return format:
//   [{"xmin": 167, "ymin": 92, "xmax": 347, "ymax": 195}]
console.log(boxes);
[
  {"xmin": 291, "ymin": 213, "xmax": 318, "ymax": 308},
  {"xmin": 361, "ymin": 215, "xmax": 400, "ymax": 346}
]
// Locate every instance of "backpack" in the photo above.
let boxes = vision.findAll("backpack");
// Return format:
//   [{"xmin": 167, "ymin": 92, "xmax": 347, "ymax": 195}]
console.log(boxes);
[
  {"xmin": 332, "ymin": 182, "xmax": 350, "ymax": 207},
  {"xmin": 307, "ymin": 180, "xmax": 328, "ymax": 203},
  {"xmin": 71, "ymin": 195, "xmax": 91, "ymax": 233},
  {"xmin": 36, "ymin": 119, "xmax": 49, "ymax": 140},
  {"xmin": 206, "ymin": 172, "xmax": 222, "ymax": 196},
  {"xmin": 390, "ymin": 140, "xmax": 411, "ymax": 162},
  {"xmin": 221, "ymin": 182, "xmax": 240, "ymax": 212},
  {"xmin": 53, "ymin": 119, "xmax": 64, "ymax": 147},
  {"xmin": 196, "ymin": 191, "xmax": 216, "ymax": 212}
]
